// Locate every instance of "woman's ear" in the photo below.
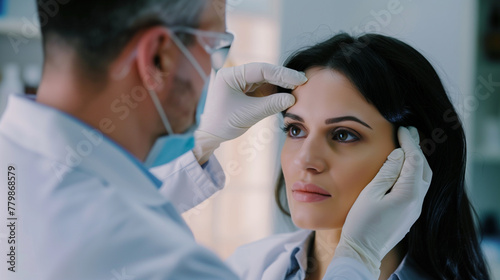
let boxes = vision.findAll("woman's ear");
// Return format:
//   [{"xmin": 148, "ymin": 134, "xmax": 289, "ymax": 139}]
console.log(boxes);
[{"xmin": 136, "ymin": 27, "xmax": 175, "ymax": 91}]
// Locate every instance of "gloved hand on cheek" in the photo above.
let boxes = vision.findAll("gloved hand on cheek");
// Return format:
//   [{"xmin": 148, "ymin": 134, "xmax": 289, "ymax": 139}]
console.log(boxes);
[{"xmin": 332, "ymin": 126, "xmax": 432, "ymax": 278}]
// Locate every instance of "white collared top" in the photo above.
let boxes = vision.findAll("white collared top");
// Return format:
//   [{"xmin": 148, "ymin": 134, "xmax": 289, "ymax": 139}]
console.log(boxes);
[{"xmin": 227, "ymin": 229, "xmax": 433, "ymax": 280}]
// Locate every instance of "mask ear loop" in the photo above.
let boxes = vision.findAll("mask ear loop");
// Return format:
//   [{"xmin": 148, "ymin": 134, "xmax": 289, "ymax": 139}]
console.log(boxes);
[
  {"xmin": 115, "ymin": 29, "xmax": 208, "ymax": 136},
  {"xmin": 168, "ymin": 30, "xmax": 209, "ymax": 82},
  {"xmin": 112, "ymin": 47, "xmax": 175, "ymax": 136},
  {"xmin": 154, "ymin": 30, "xmax": 210, "ymax": 136},
  {"xmin": 147, "ymin": 88, "xmax": 175, "ymax": 136}
]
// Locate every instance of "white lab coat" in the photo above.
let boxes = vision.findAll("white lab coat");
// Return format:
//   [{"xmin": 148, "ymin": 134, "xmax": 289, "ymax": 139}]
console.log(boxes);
[{"xmin": 0, "ymin": 95, "xmax": 372, "ymax": 280}]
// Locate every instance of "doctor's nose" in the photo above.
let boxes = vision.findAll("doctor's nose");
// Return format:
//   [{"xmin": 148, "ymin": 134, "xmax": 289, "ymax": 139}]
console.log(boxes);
[{"xmin": 293, "ymin": 136, "xmax": 327, "ymax": 174}]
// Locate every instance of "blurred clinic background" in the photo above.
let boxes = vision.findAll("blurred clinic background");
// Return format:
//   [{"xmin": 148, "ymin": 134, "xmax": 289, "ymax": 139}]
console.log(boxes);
[{"xmin": 0, "ymin": 0, "xmax": 499, "ymax": 277}]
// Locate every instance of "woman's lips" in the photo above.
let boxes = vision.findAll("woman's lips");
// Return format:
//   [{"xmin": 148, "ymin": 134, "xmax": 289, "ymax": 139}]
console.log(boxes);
[{"xmin": 291, "ymin": 182, "xmax": 332, "ymax": 202}]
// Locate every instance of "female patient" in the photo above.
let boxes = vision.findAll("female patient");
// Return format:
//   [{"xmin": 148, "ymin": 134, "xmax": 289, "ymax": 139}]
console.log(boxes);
[{"xmin": 226, "ymin": 33, "xmax": 490, "ymax": 279}]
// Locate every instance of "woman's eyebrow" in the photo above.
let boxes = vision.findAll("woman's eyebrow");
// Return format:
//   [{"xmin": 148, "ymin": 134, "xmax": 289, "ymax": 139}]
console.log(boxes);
[
  {"xmin": 283, "ymin": 113, "xmax": 304, "ymax": 122},
  {"xmin": 325, "ymin": 116, "xmax": 372, "ymax": 129}
]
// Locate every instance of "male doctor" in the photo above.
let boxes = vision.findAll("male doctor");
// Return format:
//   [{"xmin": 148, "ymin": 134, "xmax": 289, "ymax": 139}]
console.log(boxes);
[{"xmin": 0, "ymin": 0, "xmax": 430, "ymax": 279}]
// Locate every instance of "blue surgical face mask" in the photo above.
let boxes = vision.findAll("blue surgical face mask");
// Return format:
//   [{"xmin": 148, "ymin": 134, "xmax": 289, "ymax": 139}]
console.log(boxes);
[{"xmin": 144, "ymin": 30, "xmax": 210, "ymax": 168}]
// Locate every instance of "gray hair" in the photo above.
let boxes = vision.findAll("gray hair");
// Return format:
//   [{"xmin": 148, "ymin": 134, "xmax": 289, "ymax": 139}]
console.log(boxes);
[
  {"xmin": 128, "ymin": 0, "xmax": 208, "ymax": 30},
  {"xmin": 39, "ymin": 0, "xmax": 208, "ymax": 77}
]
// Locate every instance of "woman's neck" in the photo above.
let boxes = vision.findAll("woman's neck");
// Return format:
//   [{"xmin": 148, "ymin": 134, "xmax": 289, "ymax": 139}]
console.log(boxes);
[
  {"xmin": 306, "ymin": 230, "xmax": 404, "ymax": 280},
  {"xmin": 306, "ymin": 229, "xmax": 340, "ymax": 280}
]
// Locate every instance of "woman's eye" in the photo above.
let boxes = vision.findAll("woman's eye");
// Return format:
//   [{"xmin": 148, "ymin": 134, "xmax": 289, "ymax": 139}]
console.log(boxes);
[
  {"xmin": 282, "ymin": 124, "xmax": 306, "ymax": 138},
  {"xmin": 332, "ymin": 129, "xmax": 359, "ymax": 143}
]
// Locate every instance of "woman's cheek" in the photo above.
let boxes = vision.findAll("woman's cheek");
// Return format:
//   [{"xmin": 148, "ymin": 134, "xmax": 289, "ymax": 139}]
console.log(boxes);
[
  {"xmin": 339, "ymin": 143, "xmax": 394, "ymax": 194},
  {"xmin": 332, "ymin": 145, "xmax": 384, "ymax": 196}
]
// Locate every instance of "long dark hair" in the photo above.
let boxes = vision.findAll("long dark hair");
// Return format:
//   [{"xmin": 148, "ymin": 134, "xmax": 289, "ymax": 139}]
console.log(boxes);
[{"xmin": 275, "ymin": 33, "xmax": 490, "ymax": 279}]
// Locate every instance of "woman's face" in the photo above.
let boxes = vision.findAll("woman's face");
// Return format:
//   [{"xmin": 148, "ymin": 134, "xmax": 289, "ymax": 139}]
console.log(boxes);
[{"xmin": 281, "ymin": 68, "xmax": 396, "ymax": 230}]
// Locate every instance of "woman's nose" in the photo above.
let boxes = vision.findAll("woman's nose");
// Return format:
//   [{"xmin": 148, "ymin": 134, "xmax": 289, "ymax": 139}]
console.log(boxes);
[{"xmin": 293, "ymin": 136, "xmax": 327, "ymax": 174}]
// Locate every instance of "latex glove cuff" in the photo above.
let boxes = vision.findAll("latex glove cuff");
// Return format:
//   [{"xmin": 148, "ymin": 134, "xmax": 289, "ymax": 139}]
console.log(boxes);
[
  {"xmin": 192, "ymin": 130, "xmax": 226, "ymax": 165},
  {"xmin": 334, "ymin": 236, "xmax": 381, "ymax": 278}
]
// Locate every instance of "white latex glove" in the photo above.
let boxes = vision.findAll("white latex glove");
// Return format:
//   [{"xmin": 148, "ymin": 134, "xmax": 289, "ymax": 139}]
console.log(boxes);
[
  {"xmin": 192, "ymin": 63, "xmax": 308, "ymax": 164},
  {"xmin": 333, "ymin": 126, "xmax": 432, "ymax": 278}
]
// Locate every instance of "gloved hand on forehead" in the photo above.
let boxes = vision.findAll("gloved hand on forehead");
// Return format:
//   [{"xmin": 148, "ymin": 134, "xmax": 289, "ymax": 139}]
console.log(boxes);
[
  {"xmin": 193, "ymin": 62, "xmax": 308, "ymax": 164},
  {"xmin": 331, "ymin": 126, "xmax": 432, "ymax": 278}
]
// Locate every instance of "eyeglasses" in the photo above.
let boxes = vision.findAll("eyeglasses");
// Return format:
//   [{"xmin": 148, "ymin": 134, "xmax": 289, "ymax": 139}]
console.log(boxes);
[{"xmin": 168, "ymin": 26, "xmax": 234, "ymax": 71}]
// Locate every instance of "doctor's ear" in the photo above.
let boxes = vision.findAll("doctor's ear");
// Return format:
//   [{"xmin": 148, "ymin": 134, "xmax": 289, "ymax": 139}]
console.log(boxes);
[{"xmin": 136, "ymin": 27, "xmax": 175, "ymax": 91}]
